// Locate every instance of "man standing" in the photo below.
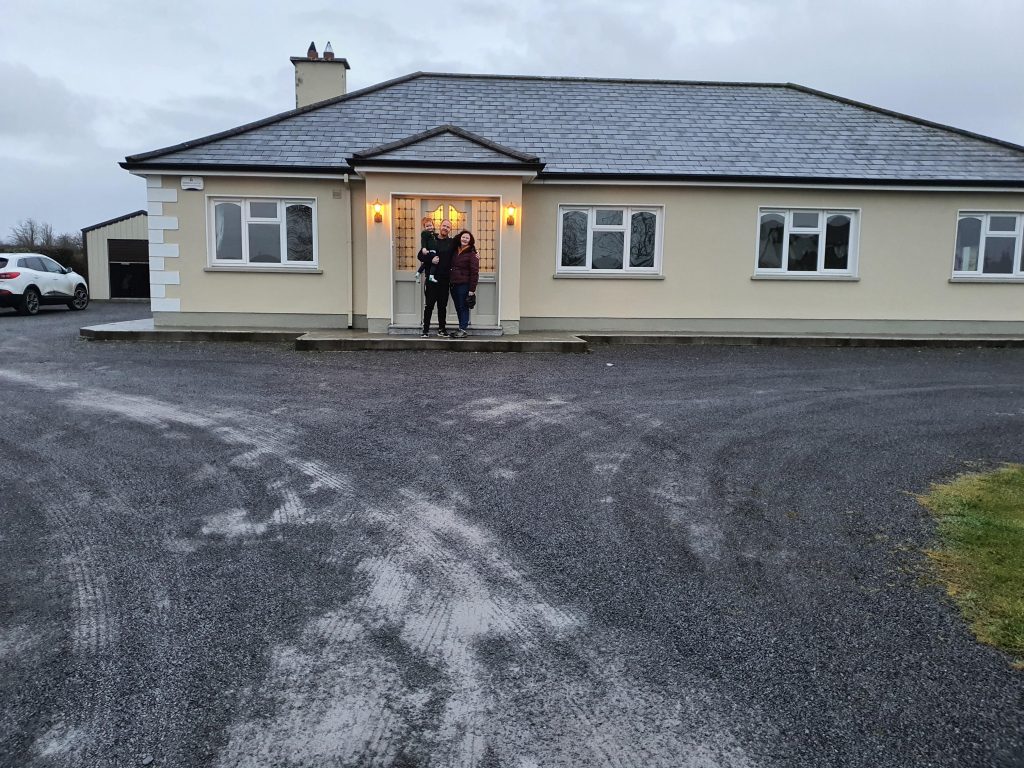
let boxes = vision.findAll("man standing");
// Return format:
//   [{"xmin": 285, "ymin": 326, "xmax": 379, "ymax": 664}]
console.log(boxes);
[{"xmin": 420, "ymin": 219, "xmax": 457, "ymax": 337}]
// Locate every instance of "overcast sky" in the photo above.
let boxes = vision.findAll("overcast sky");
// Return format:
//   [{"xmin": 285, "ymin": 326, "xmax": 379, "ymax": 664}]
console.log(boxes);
[{"xmin": 2, "ymin": 0, "xmax": 1023, "ymax": 238}]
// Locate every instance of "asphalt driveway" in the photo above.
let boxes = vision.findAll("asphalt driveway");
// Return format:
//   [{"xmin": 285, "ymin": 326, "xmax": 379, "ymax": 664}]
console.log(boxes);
[{"xmin": 1, "ymin": 303, "xmax": 1023, "ymax": 768}]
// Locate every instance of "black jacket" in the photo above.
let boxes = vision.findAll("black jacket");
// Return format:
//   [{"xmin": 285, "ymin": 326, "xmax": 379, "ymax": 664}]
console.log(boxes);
[{"xmin": 418, "ymin": 235, "xmax": 456, "ymax": 280}]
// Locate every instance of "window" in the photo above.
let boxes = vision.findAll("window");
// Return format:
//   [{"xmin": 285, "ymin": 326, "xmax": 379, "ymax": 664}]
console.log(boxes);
[
  {"xmin": 208, "ymin": 198, "xmax": 316, "ymax": 266},
  {"xmin": 40, "ymin": 257, "xmax": 65, "ymax": 273},
  {"xmin": 755, "ymin": 208, "xmax": 858, "ymax": 276},
  {"xmin": 557, "ymin": 206, "xmax": 662, "ymax": 274},
  {"xmin": 952, "ymin": 212, "xmax": 1024, "ymax": 278}
]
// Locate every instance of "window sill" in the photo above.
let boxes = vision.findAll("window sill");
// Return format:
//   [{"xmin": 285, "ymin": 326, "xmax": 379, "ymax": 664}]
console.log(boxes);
[
  {"xmin": 205, "ymin": 265, "xmax": 322, "ymax": 274},
  {"xmin": 949, "ymin": 276, "xmax": 1024, "ymax": 283},
  {"xmin": 751, "ymin": 273, "xmax": 859, "ymax": 282},
  {"xmin": 553, "ymin": 273, "xmax": 665, "ymax": 280}
]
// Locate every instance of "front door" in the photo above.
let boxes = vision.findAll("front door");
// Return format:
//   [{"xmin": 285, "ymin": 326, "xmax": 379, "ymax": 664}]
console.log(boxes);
[{"xmin": 392, "ymin": 197, "xmax": 499, "ymax": 329}]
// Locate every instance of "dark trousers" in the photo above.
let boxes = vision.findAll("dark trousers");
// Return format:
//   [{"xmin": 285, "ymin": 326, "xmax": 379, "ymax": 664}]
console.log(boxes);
[
  {"xmin": 450, "ymin": 283, "xmax": 471, "ymax": 330},
  {"xmin": 423, "ymin": 279, "xmax": 450, "ymax": 332}
]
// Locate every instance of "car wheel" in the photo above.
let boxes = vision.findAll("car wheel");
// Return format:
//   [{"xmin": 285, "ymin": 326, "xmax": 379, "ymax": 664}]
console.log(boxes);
[
  {"xmin": 68, "ymin": 285, "xmax": 89, "ymax": 311},
  {"xmin": 17, "ymin": 287, "xmax": 40, "ymax": 316}
]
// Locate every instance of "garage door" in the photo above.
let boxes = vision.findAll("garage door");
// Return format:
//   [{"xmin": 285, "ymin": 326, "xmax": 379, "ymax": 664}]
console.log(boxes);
[{"xmin": 108, "ymin": 239, "xmax": 150, "ymax": 299}]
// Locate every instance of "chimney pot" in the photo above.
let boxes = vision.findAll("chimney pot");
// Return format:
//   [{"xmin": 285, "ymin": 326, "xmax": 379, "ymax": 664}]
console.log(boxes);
[
  {"xmin": 324, "ymin": 42, "xmax": 335, "ymax": 61},
  {"xmin": 307, "ymin": 41, "xmax": 318, "ymax": 60}
]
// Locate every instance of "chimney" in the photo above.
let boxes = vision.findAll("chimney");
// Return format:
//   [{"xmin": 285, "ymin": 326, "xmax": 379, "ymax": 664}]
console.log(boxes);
[{"xmin": 291, "ymin": 42, "xmax": 349, "ymax": 108}]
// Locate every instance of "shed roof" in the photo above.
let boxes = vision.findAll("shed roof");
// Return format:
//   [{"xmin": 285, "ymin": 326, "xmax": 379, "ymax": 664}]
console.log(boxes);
[{"xmin": 123, "ymin": 72, "xmax": 1024, "ymax": 185}]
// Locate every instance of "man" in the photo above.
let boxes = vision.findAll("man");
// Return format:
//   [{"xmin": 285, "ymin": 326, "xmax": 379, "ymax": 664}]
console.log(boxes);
[{"xmin": 420, "ymin": 219, "xmax": 457, "ymax": 337}]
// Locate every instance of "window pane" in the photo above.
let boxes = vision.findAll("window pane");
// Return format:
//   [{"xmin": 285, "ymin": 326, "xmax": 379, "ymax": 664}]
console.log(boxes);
[
  {"xmin": 249, "ymin": 201, "xmax": 278, "ymax": 218},
  {"xmin": 561, "ymin": 210, "xmax": 588, "ymax": 267},
  {"xmin": 248, "ymin": 223, "xmax": 282, "ymax": 263},
  {"xmin": 954, "ymin": 217, "xmax": 981, "ymax": 271},
  {"xmin": 41, "ymin": 257, "xmax": 64, "ymax": 273},
  {"xmin": 792, "ymin": 212, "xmax": 819, "ymax": 228},
  {"xmin": 286, "ymin": 205, "xmax": 314, "ymax": 261},
  {"xmin": 990, "ymin": 215, "xmax": 1017, "ymax": 232},
  {"xmin": 982, "ymin": 236, "xmax": 1016, "ymax": 274},
  {"xmin": 215, "ymin": 203, "xmax": 243, "ymax": 260},
  {"xmin": 787, "ymin": 233, "xmax": 819, "ymax": 271},
  {"xmin": 629, "ymin": 212, "xmax": 657, "ymax": 267},
  {"xmin": 596, "ymin": 209, "xmax": 624, "ymax": 226},
  {"xmin": 592, "ymin": 231, "xmax": 624, "ymax": 269},
  {"xmin": 823, "ymin": 215, "xmax": 851, "ymax": 270},
  {"xmin": 758, "ymin": 213, "xmax": 785, "ymax": 269}
]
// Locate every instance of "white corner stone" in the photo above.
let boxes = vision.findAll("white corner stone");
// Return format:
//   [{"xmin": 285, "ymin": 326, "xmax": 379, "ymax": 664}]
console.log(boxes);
[
  {"xmin": 150, "ymin": 284, "xmax": 166, "ymax": 298},
  {"xmin": 151, "ymin": 298, "xmax": 180, "ymax": 312},
  {"xmin": 147, "ymin": 187, "xmax": 177, "ymax": 203},
  {"xmin": 148, "ymin": 216, "xmax": 178, "ymax": 231},
  {"xmin": 149, "ymin": 256, "xmax": 165, "ymax": 271},
  {"xmin": 146, "ymin": 175, "xmax": 163, "ymax": 188},
  {"xmin": 150, "ymin": 271, "xmax": 180, "ymax": 285},
  {"xmin": 148, "ymin": 228, "xmax": 164, "ymax": 244},
  {"xmin": 149, "ymin": 243, "xmax": 179, "ymax": 258},
  {"xmin": 147, "ymin": 202, "xmax": 164, "ymax": 216}
]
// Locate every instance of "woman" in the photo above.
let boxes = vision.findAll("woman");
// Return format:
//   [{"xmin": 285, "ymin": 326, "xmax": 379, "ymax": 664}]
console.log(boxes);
[{"xmin": 448, "ymin": 230, "xmax": 479, "ymax": 338}]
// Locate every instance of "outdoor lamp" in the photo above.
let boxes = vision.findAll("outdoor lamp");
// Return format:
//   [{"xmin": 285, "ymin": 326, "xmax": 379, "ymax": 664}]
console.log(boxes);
[
  {"xmin": 506, "ymin": 203, "xmax": 516, "ymax": 226},
  {"xmin": 372, "ymin": 199, "xmax": 384, "ymax": 223}
]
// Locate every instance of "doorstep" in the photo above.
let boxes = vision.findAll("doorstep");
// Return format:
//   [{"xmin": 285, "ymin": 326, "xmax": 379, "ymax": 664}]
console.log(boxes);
[
  {"xmin": 388, "ymin": 324, "xmax": 504, "ymax": 336},
  {"xmin": 296, "ymin": 330, "xmax": 586, "ymax": 353}
]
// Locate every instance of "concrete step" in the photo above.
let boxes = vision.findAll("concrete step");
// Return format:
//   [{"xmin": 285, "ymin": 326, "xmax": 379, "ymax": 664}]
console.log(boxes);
[
  {"xmin": 388, "ymin": 324, "xmax": 504, "ymax": 336},
  {"xmin": 296, "ymin": 331, "xmax": 586, "ymax": 353}
]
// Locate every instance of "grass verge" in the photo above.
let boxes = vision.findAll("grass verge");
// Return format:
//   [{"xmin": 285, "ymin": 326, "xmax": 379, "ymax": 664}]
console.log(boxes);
[{"xmin": 918, "ymin": 465, "xmax": 1024, "ymax": 668}]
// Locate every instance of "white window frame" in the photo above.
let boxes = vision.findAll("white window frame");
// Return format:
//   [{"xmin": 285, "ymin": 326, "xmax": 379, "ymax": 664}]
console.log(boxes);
[
  {"xmin": 951, "ymin": 211, "xmax": 1024, "ymax": 280},
  {"xmin": 754, "ymin": 208, "xmax": 860, "ymax": 278},
  {"xmin": 207, "ymin": 196, "xmax": 318, "ymax": 267},
  {"xmin": 556, "ymin": 205, "xmax": 664, "ymax": 275}
]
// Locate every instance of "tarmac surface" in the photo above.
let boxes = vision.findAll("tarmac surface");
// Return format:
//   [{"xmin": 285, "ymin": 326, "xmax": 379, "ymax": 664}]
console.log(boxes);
[{"xmin": 2, "ymin": 302, "xmax": 1023, "ymax": 768}]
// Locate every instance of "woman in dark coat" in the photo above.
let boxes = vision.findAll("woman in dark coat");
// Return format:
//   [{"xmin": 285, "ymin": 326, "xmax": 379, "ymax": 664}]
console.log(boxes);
[{"xmin": 448, "ymin": 230, "xmax": 479, "ymax": 338}]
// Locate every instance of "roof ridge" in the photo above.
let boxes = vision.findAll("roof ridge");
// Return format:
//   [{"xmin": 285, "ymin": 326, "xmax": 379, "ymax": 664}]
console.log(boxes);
[
  {"xmin": 415, "ymin": 71, "xmax": 791, "ymax": 88},
  {"xmin": 785, "ymin": 83, "xmax": 1024, "ymax": 155}
]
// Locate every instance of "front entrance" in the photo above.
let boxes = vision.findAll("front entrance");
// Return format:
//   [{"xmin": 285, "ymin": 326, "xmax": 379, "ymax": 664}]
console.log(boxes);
[{"xmin": 392, "ymin": 197, "xmax": 499, "ymax": 330}]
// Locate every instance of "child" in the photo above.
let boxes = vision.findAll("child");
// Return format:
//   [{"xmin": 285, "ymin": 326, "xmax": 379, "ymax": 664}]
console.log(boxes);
[{"xmin": 417, "ymin": 217, "xmax": 438, "ymax": 284}]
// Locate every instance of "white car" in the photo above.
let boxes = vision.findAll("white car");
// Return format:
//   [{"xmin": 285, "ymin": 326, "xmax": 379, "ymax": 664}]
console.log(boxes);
[{"xmin": 0, "ymin": 253, "xmax": 89, "ymax": 315}]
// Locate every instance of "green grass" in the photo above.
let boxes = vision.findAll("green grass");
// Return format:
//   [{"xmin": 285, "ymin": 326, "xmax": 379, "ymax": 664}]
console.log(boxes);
[{"xmin": 918, "ymin": 465, "xmax": 1024, "ymax": 668}]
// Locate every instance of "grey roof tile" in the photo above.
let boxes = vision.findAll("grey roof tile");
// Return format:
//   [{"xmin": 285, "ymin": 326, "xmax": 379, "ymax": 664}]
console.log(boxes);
[{"xmin": 126, "ymin": 73, "xmax": 1024, "ymax": 182}]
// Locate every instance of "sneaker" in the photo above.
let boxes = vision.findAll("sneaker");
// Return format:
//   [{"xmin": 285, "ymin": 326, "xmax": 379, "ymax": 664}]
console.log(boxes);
[
  {"xmin": 436, "ymin": 329, "xmax": 450, "ymax": 337},
  {"xmin": 452, "ymin": 329, "xmax": 468, "ymax": 338},
  {"xmin": 420, "ymin": 331, "xmax": 429, "ymax": 338},
  {"xmin": 428, "ymin": 275, "xmax": 438, "ymax": 283}
]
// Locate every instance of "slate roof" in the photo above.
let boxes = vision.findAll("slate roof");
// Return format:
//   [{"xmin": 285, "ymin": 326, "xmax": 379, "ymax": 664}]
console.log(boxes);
[
  {"xmin": 123, "ymin": 72, "xmax": 1024, "ymax": 185},
  {"xmin": 352, "ymin": 124, "xmax": 542, "ymax": 169}
]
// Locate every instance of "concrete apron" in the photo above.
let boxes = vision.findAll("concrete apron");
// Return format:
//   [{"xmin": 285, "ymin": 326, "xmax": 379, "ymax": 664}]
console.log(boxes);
[{"xmin": 80, "ymin": 319, "xmax": 1024, "ymax": 352}]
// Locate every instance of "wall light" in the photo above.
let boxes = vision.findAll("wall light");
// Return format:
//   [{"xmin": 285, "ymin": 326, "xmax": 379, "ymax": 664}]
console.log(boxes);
[
  {"xmin": 372, "ymin": 198, "xmax": 384, "ymax": 223},
  {"xmin": 505, "ymin": 203, "xmax": 517, "ymax": 226}
]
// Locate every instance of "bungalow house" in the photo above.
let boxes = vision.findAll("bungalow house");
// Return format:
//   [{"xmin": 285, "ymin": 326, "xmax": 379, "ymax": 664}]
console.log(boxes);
[{"xmin": 121, "ymin": 44, "xmax": 1024, "ymax": 336}]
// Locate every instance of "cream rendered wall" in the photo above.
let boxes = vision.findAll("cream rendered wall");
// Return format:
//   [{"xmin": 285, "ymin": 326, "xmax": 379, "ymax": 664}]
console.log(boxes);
[
  {"xmin": 361, "ymin": 171, "xmax": 524, "ymax": 333},
  {"xmin": 85, "ymin": 214, "xmax": 147, "ymax": 300},
  {"xmin": 521, "ymin": 184, "xmax": 1024, "ymax": 328},
  {"xmin": 151, "ymin": 175, "xmax": 353, "ymax": 327}
]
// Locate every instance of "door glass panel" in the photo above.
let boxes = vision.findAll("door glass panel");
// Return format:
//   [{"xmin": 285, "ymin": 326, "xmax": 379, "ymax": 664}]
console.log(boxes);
[
  {"xmin": 248, "ymin": 222, "xmax": 281, "ymax": 263},
  {"xmin": 758, "ymin": 213, "xmax": 785, "ymax": 269},
  {"xmin": 592, "ymin": 231, "xmax": 624, "ymax": 269},
  {"xmin": 629, "ymin": 211, "xmax": 657, "ymax": 267},
  {"xmin": 215, "ymin": 203, "xmax": 243, "ymax": 260},
  {"xmin": 474, "ymin": 198, "xmax": 498, "ymax": 273},
  {"xmin": 561, "ymin": 210, "xmax": 588, "ymax": 267},
  {"xmin": 787, "ymin": 233, "xmax": 819, "ymax": 271},
  {"xmin": 954, "ymin": 217, "xmax": 981, "ymax": 271},
  {"xmin": 447, "ymin": 204, "xmax": 468, "ymax": 234},
  {"xmin": 823, "ymin": 215, "xmax": 850, "ymax": 270},
  {"xmin": 983, "ymin": 236, "xmax": 1016, "ymax": 274},
  {"xmin": 394, "ymin": 197, "xmax": 419, "ymax": 270}
]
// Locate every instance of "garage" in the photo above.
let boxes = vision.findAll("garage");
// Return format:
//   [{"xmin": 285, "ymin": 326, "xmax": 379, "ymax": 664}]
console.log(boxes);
[{"xmin": 82, "ymin": 211, "xmax": 149, "ymax": 300}]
